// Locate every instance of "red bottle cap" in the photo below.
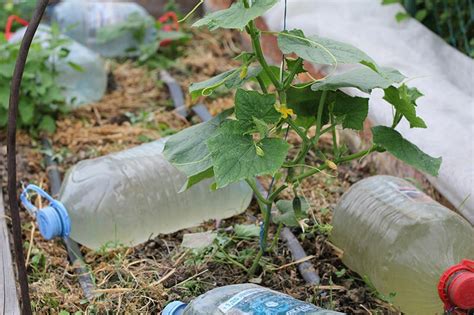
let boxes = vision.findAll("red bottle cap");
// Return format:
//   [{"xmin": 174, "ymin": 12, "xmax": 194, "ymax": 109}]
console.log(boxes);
[{"xmin": 438, "ymin": 259, "xmax": 474, "ymax": 311}]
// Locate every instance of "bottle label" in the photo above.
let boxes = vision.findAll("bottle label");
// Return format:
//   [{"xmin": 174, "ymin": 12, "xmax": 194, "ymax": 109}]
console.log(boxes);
[
  {"xmin": 388, "ymin": 181, "xmax": 432, "ymax": 203},
  {"xmin": 218, "ymin": 288, "xmax": 324, "ymax": 314}
]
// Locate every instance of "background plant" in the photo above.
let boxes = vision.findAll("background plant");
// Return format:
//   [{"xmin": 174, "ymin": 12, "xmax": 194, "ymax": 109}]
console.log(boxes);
[
  {"xmin": 163, "ymin": 0, "xmax": 442, "ymax": 275},
  {"xmin": 383, "ymin": 0, "xmax": 473, "ymax": 57},
  {"xmin": 96, "ymin": 10, "xmax": 190, "ymax": 69},
  {"xmin": 0, "ymin": 1, "xmax": 35, "ymax": 33},
  {"xmin": 0, "ymin": 24, "xmax": 73, "ymax": 135}
]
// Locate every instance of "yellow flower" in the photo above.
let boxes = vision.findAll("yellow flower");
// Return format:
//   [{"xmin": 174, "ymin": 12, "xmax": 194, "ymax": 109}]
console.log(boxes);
[
  {"xmin": 326, "ymin": 160, "xmax": 338, "ymax": 171},
  {"xmin": 277, "ymin": 106, "xmax": 294, "ymax": 119},
  {"xmin": 239, "ymin": 66, "xmax": 248, "ymax": 79}
]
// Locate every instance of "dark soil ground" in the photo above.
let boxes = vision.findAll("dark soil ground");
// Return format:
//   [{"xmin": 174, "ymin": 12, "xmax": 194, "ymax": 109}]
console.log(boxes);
[{"xmin": 0, "ymin": 27, "xmax": 445, "ymax": 314}]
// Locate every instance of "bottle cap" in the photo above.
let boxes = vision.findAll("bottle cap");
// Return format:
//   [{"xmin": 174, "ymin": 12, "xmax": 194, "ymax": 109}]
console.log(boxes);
[
  {"xmin": 20, "ymin": 184, "xmax": 71, "ymax": 240},
  {"xmin": 36, "ymin": 205, "xmax": 70, "ymax": 240},
  {"xmin": 162, "ymin": 301, "xmax": 186, "ymax": 315},
  {"xmin": 438, "ymin": 259, "xmax": 474, "ymax": 311}
]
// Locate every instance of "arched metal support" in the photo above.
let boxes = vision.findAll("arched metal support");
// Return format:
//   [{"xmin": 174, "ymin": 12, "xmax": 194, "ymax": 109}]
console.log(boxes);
[{"xmin": 7, "ymin": 1, "xmax": 49, "ymax": 314}]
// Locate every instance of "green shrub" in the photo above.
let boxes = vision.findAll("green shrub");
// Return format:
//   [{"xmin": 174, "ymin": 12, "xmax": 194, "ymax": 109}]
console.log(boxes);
[{"xmin": 0, "ymin": 25, "xmax": 70, "ymax": 135}]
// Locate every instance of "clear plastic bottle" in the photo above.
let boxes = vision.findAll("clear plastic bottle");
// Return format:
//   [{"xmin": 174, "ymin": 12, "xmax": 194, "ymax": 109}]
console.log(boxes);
[
  {"xmin": 162, "ymin": 284, "xmax": 344, "ymax": 314},
  {"xmin": 331, "ymin": 175, "xmax": 474, "ymax": 315},
  {"xmin": 51, "ymin": 0, "xmax": 156, "ymax": 58},
  {"xmin": 21, "ymin": 139, "xmax": 252, "ymax": 250},
  {"xmin": 9, "ymin": 24, "xmax": 107, "ymax": 107}
]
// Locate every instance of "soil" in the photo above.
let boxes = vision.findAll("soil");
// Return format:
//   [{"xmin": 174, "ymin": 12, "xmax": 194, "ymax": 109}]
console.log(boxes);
[{"xmin": 0, "ymin": 27, "xmax": 440, "ymax": 314}]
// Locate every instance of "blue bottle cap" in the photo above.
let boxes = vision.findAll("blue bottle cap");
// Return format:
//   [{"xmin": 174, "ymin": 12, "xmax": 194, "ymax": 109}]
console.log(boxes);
[
  {"xmin": 162, "ymin": 301, "xmax": 186, "ymax": 315},
  {"xmin": 36, "ymin": 203, "xmax": 70, "ymax": 240},
  {"xmin": 20, "ymin": 184, "xmax": 71, "ymax": 240}
]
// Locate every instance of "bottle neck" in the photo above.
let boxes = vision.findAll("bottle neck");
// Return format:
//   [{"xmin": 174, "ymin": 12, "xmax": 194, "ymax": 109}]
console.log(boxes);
[{"xmin": 438, "ymin": 259, "xmax": 474, "ymax": 312}]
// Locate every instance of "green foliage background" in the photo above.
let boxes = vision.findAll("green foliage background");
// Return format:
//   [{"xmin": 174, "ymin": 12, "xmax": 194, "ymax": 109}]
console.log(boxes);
[{"xmin": 386, "ymin": 0, "xmax": 474, "ymax": 57}]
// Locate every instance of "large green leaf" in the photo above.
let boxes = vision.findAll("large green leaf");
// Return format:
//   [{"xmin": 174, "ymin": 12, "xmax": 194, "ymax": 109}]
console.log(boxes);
[
  {"xmin": 372, "ymin": 126, "xmax": 441, "ymax": 176},
  {"xmin": 207, "ymin": 121, "xmax": 290, "ymax": 188},
  {"xmin": 163, "ymin": 110, "xmax": 232, "ymax": 189},
  {"xmin": 235, "ymin": 89, "xmax": 279, "ymax": 123},
  {"xmin": 383, "ymin": 85, "xmax": 426, "ymax": 128},
  {"xmin": 286, "ymin": 85, "xmax": 330, "ymax": 128},
  {"xmin": 189, "ymin": 66, "xmax": 261, "ymax": 100},
  {"xmin": 278, "ymin": 29, "xmax": 376, "ymax": 69},
  {"xmin": 193, "ymin": 0, "xmax": 278, "ymax": 31},
  {"xmin": 332, "ymin": 92, "xmax": 369, "ymax": 130},
  {"xmin": 311, "ymin": 67, "xmax": 405, "ymax": 93}
]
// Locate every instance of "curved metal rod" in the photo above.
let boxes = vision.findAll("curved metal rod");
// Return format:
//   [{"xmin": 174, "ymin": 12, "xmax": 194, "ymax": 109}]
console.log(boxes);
[{"xmin": 7, "ymin": 1, "xmax": 49, "ymax": 314}]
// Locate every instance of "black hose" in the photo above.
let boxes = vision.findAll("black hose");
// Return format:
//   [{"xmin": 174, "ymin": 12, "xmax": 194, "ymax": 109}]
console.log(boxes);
[
  {"xmin": 41, "ymin": 139, "xmax": 97, "ymax": 301},
  {"xmin": 7, "ymin": 1, "xmax": 49, "ymax": 314}
]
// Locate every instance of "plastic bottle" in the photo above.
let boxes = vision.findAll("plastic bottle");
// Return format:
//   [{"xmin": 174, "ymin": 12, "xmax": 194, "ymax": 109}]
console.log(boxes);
[
  {"xmin": 163, "ymin": 284, "xmax": 344, "ymax": 314},
  {"xmin": 21, "ymin": 138, "xmax": 252, "ymax": 250},
  {"xmin": 9, "ymin": 24, "xmax": 107, "ymax": 107},
  {"xmin": 51, "ymin": 0, "xmax": 156, "ymax": 58},
  {"xmin": 331, "ymin": 175, "xmax": 474, "ymax": 315}
]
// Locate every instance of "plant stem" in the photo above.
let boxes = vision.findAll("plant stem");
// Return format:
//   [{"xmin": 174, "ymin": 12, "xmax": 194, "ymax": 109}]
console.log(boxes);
[
  {"xmin": 286, "ymin": 118, "xmax": 308, "ymax": 142},
  {"xmin": 243, "ymin": 3, "xmax": 281, "ymax": 90},
  {"xmin": 248, "ymin": 248, "xmax": 263, "ymax": 275},
  {"xmin": 248, "ymin": 182, "xmax": 287, "ymax": 275},
  {"xmin": 287, "ymin": 90, "xmax": 328, "ymax": 175},
  {"xmin": 312, "ymin": 90, "xmax": 328, "ymax": 146},
  {"xmin": 391, "ymin": 111, "xmax": 402, "ymax": 129},
  {"xmin": 291, "ymin": 145, "xmax": 378, "ymax": 183},
  {"xmin": 249, "ymin": 27, "xmax": 281, "ymax": 90},
  {"xmin": 330, "ymin": 113, "xmax": 338, "ymax": 157},
  {"xmin": 336, "ymin": 145, "xmax": 378, "ymax": 163},
  {"xmin": 283, "ymin": 58, "xmax": 303, "ymax": 89},
  {"xmin": 292, "ymin": 162, "xmax": 329, "ymax": 183},
  {"xmin": 268, "ymin": 223, "xmax": 283, "ymax": 252},
  {"xmin": 217, "ymin": 244, "xmax": 249, "ymax": 272},
  {"xmin": 262, "ymin": 203, "xmax": 272, "ymax": 245},
  {"xmin": 245, "ymin": 178, "xmax": 272, "ymax": 205},
  {"xmin": 256, "ymin": 75, "xmax": 268, "ymax": 93},
  {"xmin": 248, "ymin": 200, "xmax": 271, "ymax": 276},
  {"xmin": 320, "ymin": 124, "xmax": 336, "ymax": 136},
  {"xmin": 268, "ymin": 184, "xmax": 287, "ymax": 201}
]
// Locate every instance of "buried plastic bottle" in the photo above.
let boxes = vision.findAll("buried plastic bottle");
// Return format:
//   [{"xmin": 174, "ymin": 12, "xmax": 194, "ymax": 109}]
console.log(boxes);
[
  {"xmin": 21, "ymin": 138, "xmax": 252, "ymax": 250},
  {"xmin": 331, "ymin": 175, "xmax": 474, "ymax": 315},
  {"xmin": 9, "ymin": 24, "xmax": 107, "ymax": 108},
  {"xmin": 51, "ymin": 0, "xmax": 156, "ymax": 58},
  {"xmin": 163, "ymin": 284, "xmax": 343, "ymax": 315}
]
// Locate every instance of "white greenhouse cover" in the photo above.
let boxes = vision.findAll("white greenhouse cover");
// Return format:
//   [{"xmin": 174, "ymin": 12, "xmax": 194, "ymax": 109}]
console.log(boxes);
[{"xmin": 263, "ymin": 0, "xmax": 474, "ymax": 224}]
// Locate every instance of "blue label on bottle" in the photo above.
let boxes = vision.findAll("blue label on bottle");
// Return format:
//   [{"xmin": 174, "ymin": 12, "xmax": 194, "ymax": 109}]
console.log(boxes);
[{"xmin": 218, "ymin": 288, "xmax": 325, "ymax": 314}]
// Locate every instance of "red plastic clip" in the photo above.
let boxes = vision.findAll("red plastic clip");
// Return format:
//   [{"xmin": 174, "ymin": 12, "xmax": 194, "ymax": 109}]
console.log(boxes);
[
  {"xmin": 4, "ymin": 15, "xmax": 29, "ymax": 41},
  {"xmin": 438, "ymin": 259, "xmax": 474, "ymax": 313},
  {"xmin": 157, "ymin": 12, "xmax": 179, "ymax": 47}
]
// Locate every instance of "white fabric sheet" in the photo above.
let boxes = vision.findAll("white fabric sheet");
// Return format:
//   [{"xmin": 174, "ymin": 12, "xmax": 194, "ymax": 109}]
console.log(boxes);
[{"xmin": 263, "ymin": 0, "xmax": 474, "ymax": 223}]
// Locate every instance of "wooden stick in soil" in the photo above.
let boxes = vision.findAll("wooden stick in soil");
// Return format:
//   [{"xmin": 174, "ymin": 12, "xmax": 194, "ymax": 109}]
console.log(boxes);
[
  {"xmin": 41, "ymin": 139, "xmax": 97, "ymax": 301},
  {"xmin": 7, "ymin": 1, "xmax": 49, "ymax": 314}
]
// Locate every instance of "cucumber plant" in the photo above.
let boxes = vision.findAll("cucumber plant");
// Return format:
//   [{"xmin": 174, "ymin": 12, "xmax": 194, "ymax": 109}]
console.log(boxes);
[
  {"xmin": 163, "ymin": 0, "xmax": 441, "ymax": 275},
  {"xmin": 0, "ymin": 24, "xmax": 73, "ymax": 135}
]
